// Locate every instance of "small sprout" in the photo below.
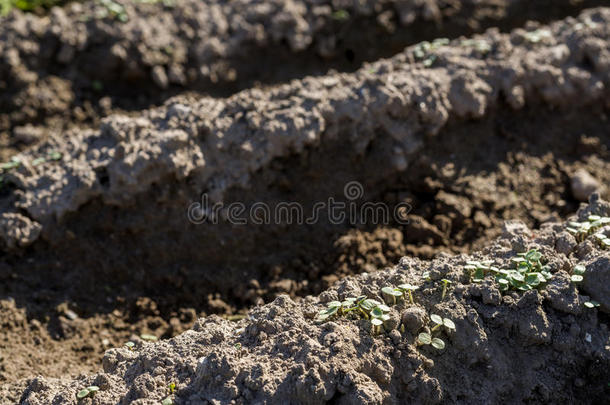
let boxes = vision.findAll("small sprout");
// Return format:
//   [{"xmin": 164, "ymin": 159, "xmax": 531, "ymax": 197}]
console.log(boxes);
[
  {"xmin": 316, "ymin": 301, "xmax": 342, "ymax": 322},
  {"xmin": 371, "ymin": 317, "xmax": 384, "ymax": 334},
  {"xmin": 77, "ymin": 386, "xmax": 99, "ymax": 399},
  {"xmin": 573, "ymin": 265, "xmax": 586, "ymax": 275},
  {"xmin": 443, "ymin": 318, "xmax": 456, "ymax": 331},
  {"xmin": 431, "ymin": 338, "xmax": 445, "ymax": 350},
  {"xmin": 234, "ymin": 343, "xmax": 241, "ymax": 350},
  {"xmin": 0, "ymin": 157, "xmax": 21, "ymax": 171},
  {"xmin": 331, "ymin": 9, "xmax": 349, "ymax": 21},
  {"xmin": 440, "ymin": 279, "xmax": 452, "ymax": 300},
  {"xmin": 524, "ymin": 28, "xmax": 552, "ymax": 44},
  {"xmin": 430, "ymin": 314, "xmax": 455, "ymax": 332},
  {"xmin": 584, "ymin": 300, "xmax": 600, "ymax": 309},
  {"xmin": 397, "ymin": 283, "xmax": 419, "ymax": 304},
  {"xmin": 47, "ymin": 150, "xmax": 62, "ymax": 161},
  {"xmin": 124, "ymin": 341, "xmax": 135, "ymax": 350},
  {"xmin": 162, "ymin": 397, "xmax": 174, "ymax": 405},
  {"xmin": 422, "ymin": 271, "xmax": 431, "ymax": 281},
  {"xmin": 32, "ymin": 157, "xmax": 46, "ymax": 166},
  {"xmin": 140, "ymin": 334, "xmax": 158, "ymax": 342},
  {"xmin": 169, "ymin": 382, "xmax": 176, "ymax": 394},
  {"xmin": 430, "ymin": 314, "xmax": 443, "ymax": 331},
  {"xmin": 460, "ymin": 39, "xmax": 492, "ymax": 55},
  {"xmin": 417, "ymin": 333, "xmax": 445, "ymax": 350},
  {"xmin": 381, "ymin": 286, "xmax": 403, "ymax": 304},
  {"xmin": 570, "ymin": 274, "xmax": 584, "ymax": 283}
]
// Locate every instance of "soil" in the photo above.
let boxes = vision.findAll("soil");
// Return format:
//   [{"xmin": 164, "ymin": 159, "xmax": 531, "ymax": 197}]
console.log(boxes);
[
  {"xmin": 1, "ymin": 0, "xmax": 608, "ymax": 161},
  {"xmin": 1, "ymin": 2, "xmax": 610, "ymax": 404},
  {"xmin": 16, "ymin": 196, "xmax": 610, "ymax": 404}
]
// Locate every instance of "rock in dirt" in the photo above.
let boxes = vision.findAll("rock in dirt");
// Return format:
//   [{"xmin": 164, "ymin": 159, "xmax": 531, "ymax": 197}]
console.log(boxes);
[
  {"xmin": 571, "ymin": 169, "xmax": 601, "ymax": 202},
  {"xmin": 401, "ymin": 307, "xmax": 427, "ymax": 334}
]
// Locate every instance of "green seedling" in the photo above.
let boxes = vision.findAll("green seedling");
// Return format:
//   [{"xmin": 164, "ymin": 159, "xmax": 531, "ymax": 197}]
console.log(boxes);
[
  {"xmin": 460, "ymin": 39, "xmax": 491, "ymax": 55},
  {"xmin": 169, "ymin": 382, "xmax": 176, "ymax": 394},
  {"xmin": 0, "ymin": 157, "xmax": 20, "ymax": 171},
  {"xmin": 566, "ymin": 215, "xmax": 610, "ymax": 243},
  {"xmin": 98, "ymin": 0, "xmax": 128, "ymax": 22},
  {"xmin": 464, "ymin": 260, "xmax": 496, "ymax": 283},
  {"xmin": 417, "ymin": 313, "xmax": 456, "ymax": 351},
  {"xmin": 124, "ymin": 341, "xmax": 135, "ymax": 350},
  {"xmin": 315, "ymin": 300, "xmax": 342, "ymax": 322},
  {"xmin": 316, "ymin": 295, "xmax": 386, "ymax": 323},
  {"xmin": 429, "ymin": 314, "xmax": 455, "ymax": 333},
  {"xmin": 417, "ymin": 332, "xmax": 431, "ymax": 345},
  {"xmin": 77, "ymin": 386, "xmax": 99, "ymax": 399},
  {"xmin": 592, "ymin": 230, "xmax": 610, "ymax": 250},
  {"xmin": 381, "ymin": 286, "xmax": 403, "ymax": 304},
  {"xmin": 417, "ymin": 332, "xmax": 445, "ymax": 350},
  {"xmin": 524, "ymin": 28, "xmax": 552, "ymax": 44},
  {"xmin": 331, "ymin": 9, "xmax": 349, "ymax": 21},
  {"xmin": 422, "ymin": 271, "xmax": 431, "ymax": 281},
  {"xmin": 571, "ymin": 264, "xmax": 585, "ymax": 283},
  {"xmin": 370, "ymin": 304, "xmax": 391, "ymax": 334},
  {"xmin": 140, "ymin": 334, "xmax": 158, "ymax": 342},
  {"xmin": 584, "ymin": 300, "xmax": 600, "ymax": 309},
  {"xmin": 440, "ymin": 279, "xmax": 452, "ymax": 299},
  {"xmin": 0, "ymin": 0, "xmax": 66, "ymax": 15},
  {"xmin": 397, "ymin": 284, "xmax": 419, "ymax": 304},
  {"xmin": 494, "ymin": 249, "xmax": 552, "ymax": 292},
  {"xmin": 413, "ymin": 38, "xmax": 449, "ymax": 67}
]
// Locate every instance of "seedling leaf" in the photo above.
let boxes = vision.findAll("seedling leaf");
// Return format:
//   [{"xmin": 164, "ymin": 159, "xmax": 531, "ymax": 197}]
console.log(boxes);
[
  {"xmin": 77, "ymin": 389, "xmax": 90, "ymax": 399},
  {"xmin": 573, "ymin": 265, "xmax": 586, "ymax": 275},
  {"xmin": 430, "ymin": 314, "xmax": 443, "ymax": 325},
  {"xmin": 570, "ymin": 274, "xmax": 583, "ymax": 283},
  {"xmin": 431, "ymin": 338, "xmax": 445, "ymax": 350},
  {"xmin": 140, "ymin": 334, "xmax": 158, "ymax": 341},
  {"xmin": 443, "ymin": 318, "xmax": 456, "ymax": 330},
  {"xmin": 417, "ymin": 332, "xmax": 431, "ymax": 345}
]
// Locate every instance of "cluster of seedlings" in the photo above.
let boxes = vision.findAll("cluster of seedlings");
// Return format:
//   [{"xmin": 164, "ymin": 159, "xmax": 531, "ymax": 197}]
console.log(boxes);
[
  {"xmin": 523, "ymin": 28, "xmax": 552, "ymax": 44},
  {"xmin": 417, "ymin": 314, "xmax": 455, "ymax": 350},
  {"xmin": 412, "ymin": 38, "xmax": 449, "ymax": 67},
  {"xmin": 567, "ymin": 215, "xmax": 610, "ymax": 249},
  {"xmin": 0, "ymin": 151, "xmax": 62, "ymax": 189},
  {"xmin": 464, "ymin": 249, "xmax": 553, "ymax": 292},
  {"xmin": 460, "ymin": 38, "xmax": 492, "ymax": 55},
  {"xmin": 316, "ymin": 284, "xmax": 457, "ymax": 352},
  {"xmin": 77, "ymin": 385, "xmax": 99, "ymax": 399}
]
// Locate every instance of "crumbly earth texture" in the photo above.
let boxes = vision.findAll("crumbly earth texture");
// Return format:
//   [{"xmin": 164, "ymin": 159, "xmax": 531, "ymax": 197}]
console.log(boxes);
[
  {"xmin": 1, "ymin": 8, "xmax": 610, "ymax": 402},
  {"xmin": 17, "ymin": 196, "xmax": 610, "ymax": 404},
  {"xmin": 1, "ymin": 4, "xmax": 610, "ymax": 404},
  {"xmin": 0, "ymin": 0, "xmax": 607, "ymax": 161}
]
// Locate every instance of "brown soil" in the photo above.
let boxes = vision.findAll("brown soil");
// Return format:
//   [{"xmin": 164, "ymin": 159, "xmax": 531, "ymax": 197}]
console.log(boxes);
[
  {"xmin": 1, "ymin": 3, "xmax": 610, "ymax": 404},
  {"xmin": 16, "ymin": 196, "xmax": 610, "ymax": 404},
  {"xmin": 1, "ymin": 0, "xmax": 608, "ymax": 161},
  {"xmin": 2, "ymin": 105, "xmax": 609, "ymax": 400}
]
